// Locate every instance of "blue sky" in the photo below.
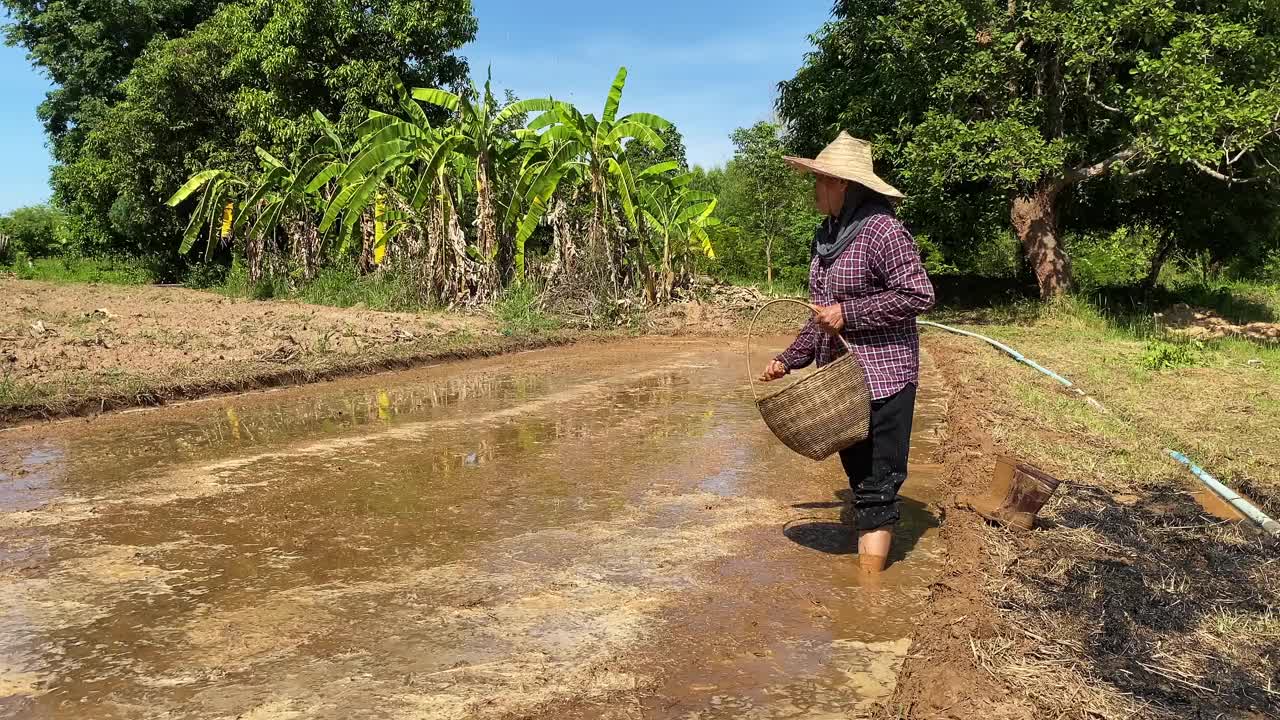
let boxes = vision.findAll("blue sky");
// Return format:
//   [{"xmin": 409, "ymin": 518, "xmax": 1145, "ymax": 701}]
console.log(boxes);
[{"xmin": 0, "ymin": 1, "xmax": 831, "ymax": 213}]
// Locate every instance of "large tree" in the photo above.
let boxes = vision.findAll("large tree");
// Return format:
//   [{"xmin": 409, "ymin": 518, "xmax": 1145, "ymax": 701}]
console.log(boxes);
[
  {"xmin": 717, "ymin": 122, "xmax": 818, "ymax": 288},
  {"xmin": 2, "ymin": 0, "xmax": 221, "ymax": 167},
  {"xmin": 779, "ymin": 0, "xmax": 1280, "ymax": 296},
  {"xmin": 624, "ymin": 125, "xmax": 690, "ymax": 174},
  {"xmin": 4, "ymin": 0, "xmax": 476, "ymax": 265}
]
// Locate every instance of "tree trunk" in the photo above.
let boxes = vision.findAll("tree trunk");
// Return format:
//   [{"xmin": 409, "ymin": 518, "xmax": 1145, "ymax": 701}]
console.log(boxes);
[
  {"xmin": 765, "ymin": 238, "xmax": 774, "ymax": 289},
  {"xmin": 287, "ymin": 217, "xmax": 320, "ymax": 281},
  {"xmin": 1011, "ymin": 187, "xmax": 1072, "ymax": 298},
  {"xmin": 474, "ymin": 157, "xmax": 500, "ymax": 297},
  {"xmin": 246, "ymin": 230, "xmax": 265, "ymax": 284},
  {"xmin": 1142, "ymin": 234, "xmax": 1175, "ymax": 292},
  {"xmin": 446, "ymin": 191, "xmax": 474, "ymax": 304}
]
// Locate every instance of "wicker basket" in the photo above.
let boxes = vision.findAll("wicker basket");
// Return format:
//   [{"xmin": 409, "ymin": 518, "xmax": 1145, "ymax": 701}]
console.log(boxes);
[{"xmin": 747, "ymin": 298, "xmax": 872, "ymax": 460}]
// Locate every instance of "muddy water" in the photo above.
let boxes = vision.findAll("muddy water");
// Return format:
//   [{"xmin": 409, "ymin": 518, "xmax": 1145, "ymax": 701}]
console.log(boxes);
[{"xmin": 0, "ymin": 338, "xmax": 947, "ymax": 719}]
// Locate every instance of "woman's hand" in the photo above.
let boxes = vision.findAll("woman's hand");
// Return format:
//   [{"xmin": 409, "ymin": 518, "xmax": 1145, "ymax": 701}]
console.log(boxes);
[
  {"xmin": 813, "ymin": 304, "xmax": 845, "ymax": 335},
  {"xmin": 759, "ymin": 359, "xmax": 788, "ymax": 382}
]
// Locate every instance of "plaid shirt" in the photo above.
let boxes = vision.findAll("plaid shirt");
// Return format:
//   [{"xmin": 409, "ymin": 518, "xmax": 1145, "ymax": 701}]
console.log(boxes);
[{"xmin": 777, "ymin": 211, "xmax": 935, "ymax": 400}]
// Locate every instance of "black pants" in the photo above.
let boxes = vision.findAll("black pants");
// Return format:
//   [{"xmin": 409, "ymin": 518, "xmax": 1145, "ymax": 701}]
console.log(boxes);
[{"xmin": 839, "ymin": 383, "xmax": 916, "ymax": 531}]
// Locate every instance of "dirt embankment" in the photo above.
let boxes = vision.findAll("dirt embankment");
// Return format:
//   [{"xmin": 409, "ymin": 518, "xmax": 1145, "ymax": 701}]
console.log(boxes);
[
  {"xmin": 886, "ymin": 336, "xmax": 1279, "ymax": 719},
  {"xmin": 0, "ymin": 280, "xmax": 568, "ymax": 425},
  {"xmin": 0, "ymin": 279, "xmax": 790, "ymax": 426}
]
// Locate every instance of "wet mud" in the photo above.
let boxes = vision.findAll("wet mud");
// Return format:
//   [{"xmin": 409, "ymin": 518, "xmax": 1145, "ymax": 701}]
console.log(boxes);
[{"xmin": 0, "ymin": 338, "xmax": 948, "ymax": 719}]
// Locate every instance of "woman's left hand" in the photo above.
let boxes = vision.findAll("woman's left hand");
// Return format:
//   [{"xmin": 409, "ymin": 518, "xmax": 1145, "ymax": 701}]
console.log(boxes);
[{"xmin": 813, "ymin": 304, "xmax": 845, "ymax": 335}]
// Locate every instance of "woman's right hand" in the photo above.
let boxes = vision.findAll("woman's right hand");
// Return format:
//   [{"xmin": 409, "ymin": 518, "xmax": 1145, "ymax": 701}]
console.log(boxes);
[{"xmin": 759, "ymin": 359, "xmax": 788, "ymax": 382}]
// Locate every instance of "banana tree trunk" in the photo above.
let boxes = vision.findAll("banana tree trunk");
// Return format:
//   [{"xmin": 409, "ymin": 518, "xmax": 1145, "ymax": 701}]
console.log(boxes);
[
  {"xmin": 357, "ymin": 213, "xmax": 378, "ymax": 275},
  {"xmin": 475, "ymin": 156, "xmax": 503, "ymax": 298},
  {"xmin": 286, "ymin": 216, "xmax": 320, "ymax": 281},
  {"xmin": 1011, "ymin": 186, "xmax": 1072, "ymax": 298},
  {"xmin": 444, "ymin": 183, "xmax": 475, "ymax": 304},
  {"xmin": 661, "ymin": 233, "xmax": 674, "ymax": 302},
  {"xmin": 246, "ymin": 230, "xmax": 265, "ymax": 284}
]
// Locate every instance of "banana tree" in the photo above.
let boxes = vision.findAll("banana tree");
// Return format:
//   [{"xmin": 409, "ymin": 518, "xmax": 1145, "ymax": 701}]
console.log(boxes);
[
  {"xmin": 166, "ymin": 169, "xmax": 246, "ymax": 261},
  {"xmin": 324, "ymin": 80, "xmax": 494, "ymax": 302},
  {"xmin": 169, "ymin": 111, "xmax": 352, "ymax": 281},
  {"xmin": 412, "ymin": 75, "xmax": 557, "ymax": 287},
  {"xmin": 234, "ymin": 147, "xmax": 342, "ymax": 281},
  {"xmin": 505, "ymin": 133, "xmax": 587, "ymax": 279},
  {"xmin": 637, "ymin": 173, "xmax": 721, "ymax": 302},
  {"xmin": 520, "ymin": 67, "xmax": 672, "ymax": 293}
]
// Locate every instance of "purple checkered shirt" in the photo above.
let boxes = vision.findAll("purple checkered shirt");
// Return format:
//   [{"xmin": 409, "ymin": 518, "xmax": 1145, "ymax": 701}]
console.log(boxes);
[{"xmin": 777, "ymin": 211, "xmax": 935, "ymax": 400}]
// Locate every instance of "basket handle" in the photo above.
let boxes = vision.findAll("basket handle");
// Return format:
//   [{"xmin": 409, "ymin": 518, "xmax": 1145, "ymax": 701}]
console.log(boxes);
[{"xmin": 746, "ymin": 298, "xmax": 856, "ymax": 401}]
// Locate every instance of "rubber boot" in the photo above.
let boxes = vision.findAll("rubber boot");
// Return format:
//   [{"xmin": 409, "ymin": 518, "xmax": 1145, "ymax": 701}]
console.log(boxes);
[{"xmin": 967, "ymin": 456, "xmax": 1061, "ymax": 531}]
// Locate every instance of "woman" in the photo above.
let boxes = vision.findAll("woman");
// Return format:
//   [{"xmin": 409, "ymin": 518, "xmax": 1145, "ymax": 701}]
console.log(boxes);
[{"xmin": 759, "ymin": 132, "xmax": 935, "ymax": 573}]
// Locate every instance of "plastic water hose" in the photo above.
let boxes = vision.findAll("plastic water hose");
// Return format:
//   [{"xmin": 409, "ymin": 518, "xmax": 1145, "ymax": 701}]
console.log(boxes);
[
  {"xmin": 918, "ymin": 321, "xmax": 1111, "ymax": 413},
  {"xmin": 918, "ymin": 321, "xmax": 1075, "ymax": 388},
  {"xmin": 1167, "ymin": 451, "xmax": 1280, "ymax": 538},
  {"xmin": 919, "ymin": 319, "xmax": 1280, "ymax": 538}
]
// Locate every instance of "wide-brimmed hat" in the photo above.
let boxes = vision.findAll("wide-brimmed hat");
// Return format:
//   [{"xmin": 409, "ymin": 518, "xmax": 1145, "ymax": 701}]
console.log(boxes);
[{"xmin": 784, "ymin": 131, "xmax": 904, "ymax": 199}]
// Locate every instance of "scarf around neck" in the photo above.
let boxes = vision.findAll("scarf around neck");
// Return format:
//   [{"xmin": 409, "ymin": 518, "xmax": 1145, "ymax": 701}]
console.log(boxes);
[{"xmin": 813, "ymin": 187, "xmax": 892, "ymax": 268}]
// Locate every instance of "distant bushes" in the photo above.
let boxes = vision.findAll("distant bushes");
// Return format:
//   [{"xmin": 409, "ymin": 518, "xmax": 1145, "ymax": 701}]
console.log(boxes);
[{"xmin": 0, "ymin": 205, "xmax": 67, "ymax": 262}]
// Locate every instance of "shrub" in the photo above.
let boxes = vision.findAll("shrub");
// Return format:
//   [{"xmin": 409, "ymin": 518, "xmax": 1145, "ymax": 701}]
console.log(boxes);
[
  {"xmin": 0, "ymin": 205, "xmax": 67, "ymax": 258},
  {"xmin": 1140, "ymin": 339, "xmax": 1207, "ymax": 371}
]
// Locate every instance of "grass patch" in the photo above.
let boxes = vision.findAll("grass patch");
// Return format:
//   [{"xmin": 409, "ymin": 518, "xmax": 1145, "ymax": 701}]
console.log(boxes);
[
  {"xmin": 0, "ymin": 376, "xmax": 44, "ymax": 408},
  {"xmin": 295, "ymin": 264, "xmax": 421, "ymax": 312},
  {"xmin": 927, "ymin": 284, "xmax": 1280, "ymax": 502},
  {"xmin": 495, "ymin": 281, "xmax": 560, "ymax": 336},
  {"xmin": 7, "ymin": 255, "xmax": 156, "ymax": 285},
  {"xmin": 1206, "ymin": 608, "xmax": 1280, "ymax": 640},
  {"xmin": 215, "ymin": 261, "xmax": 424, "ymax": 312}
]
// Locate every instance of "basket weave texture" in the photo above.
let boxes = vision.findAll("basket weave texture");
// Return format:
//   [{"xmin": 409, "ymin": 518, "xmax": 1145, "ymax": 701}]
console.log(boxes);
[{"xmin": 749, "ymin": 299, "xmax": 872, "ymax": 460}]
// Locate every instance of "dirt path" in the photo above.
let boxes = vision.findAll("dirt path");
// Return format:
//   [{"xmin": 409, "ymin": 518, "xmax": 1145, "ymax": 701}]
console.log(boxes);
[{"xmin": 1, "ymin": 338, "xmax": 949, "ymax": 719}]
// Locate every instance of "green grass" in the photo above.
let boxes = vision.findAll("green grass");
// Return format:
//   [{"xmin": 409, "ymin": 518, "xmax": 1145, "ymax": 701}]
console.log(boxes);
[
  {"xmin": 215, "ymin": 261, "xmax": 424, "ymax": 312},
  {"xmin": 0, "ymin": 376, "xmax": 43, "ymax": 408},
  {"xmin": 1139, "ymin": 338, "xmax": 1207, "ymax": 370},
  {"xmin": 294, "ymin": 264, "xmax": 421, "ymax": 312},
  {"xmin": 928, "ymin": 284, "xmax": 1280, "ymax": 506},
  {"xmin": 6, "ymin": 255, "xmax": 156, "ymax": 285},
  {"xmin": 495, "ymin": 281, "xmax": 561, "ymax": 336}
]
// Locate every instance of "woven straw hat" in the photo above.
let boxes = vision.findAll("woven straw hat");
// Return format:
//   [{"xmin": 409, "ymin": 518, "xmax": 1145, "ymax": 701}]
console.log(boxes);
[{"xmin": 784, "ymin": 131, "xmax": 904, "ymax": 199}]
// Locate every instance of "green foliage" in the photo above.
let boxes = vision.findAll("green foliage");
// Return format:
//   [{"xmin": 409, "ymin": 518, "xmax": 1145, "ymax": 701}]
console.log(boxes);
[
  {"xmin": 495, "ymin": 282, "xmax": 560, "ymax": 336},
  {"xmin": 182, "ymin": 260, "xmax": 231, "ymax": 289},
  {"xmin": 0, "ymin": 205, "xmax": 67, "ymax": 258},
  {"xmin": 634, "ymin": 170, "xmax": 723, "ymax": 300},
  {"xmin": 624, "ymin": 125, "xmax": 690, "ymax": 174},
  {"xmin": 1141, "ymin": 339, "xmax": 1207, "ymax": 371},
  {"xmin": 157, "ymin": 64, "xmax": 697, "ymax": 309},
  {"xmin": 4, "ymin": 0, "xmax": 477, "ymax": 263},
  {"xmin": 8, "ymin": 255, "xmax": 155, "ymax": 285},
  {"xmin": 778, "ymin": 0, "xmax": 1280, "ymax": 292},
  {"xmin": 1068, "ymin": 227, "xmax": 1161, "ymax": 290},
  {"xmin": 711, "ymin": 122, "xmax": 819, "ymax": 288}
]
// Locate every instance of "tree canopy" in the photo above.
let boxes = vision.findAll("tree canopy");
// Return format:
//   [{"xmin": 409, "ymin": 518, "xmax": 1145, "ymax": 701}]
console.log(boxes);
[
  {"xmin": 779, "ymin": 0, "xmax": 1280, "ymax": 296},
  {"xmin": 3, "ymin": 0, "xmax": 477, "ymax": 267},
  {"xmin": 714, "ymin": 122, "xmax": 818, "ymax": 289}
]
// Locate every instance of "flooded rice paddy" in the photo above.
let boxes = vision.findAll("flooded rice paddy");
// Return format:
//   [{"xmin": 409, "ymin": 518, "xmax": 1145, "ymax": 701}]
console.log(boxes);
[{"xmin": 0, "ymin": 338, "xmax": 948, "ymax": 719}]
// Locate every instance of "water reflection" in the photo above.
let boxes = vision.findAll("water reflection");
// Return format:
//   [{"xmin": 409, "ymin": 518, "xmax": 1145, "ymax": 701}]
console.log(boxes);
[{"xmin": 0, "ymin": 340, "xmax": 951, "ymax": 720}]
